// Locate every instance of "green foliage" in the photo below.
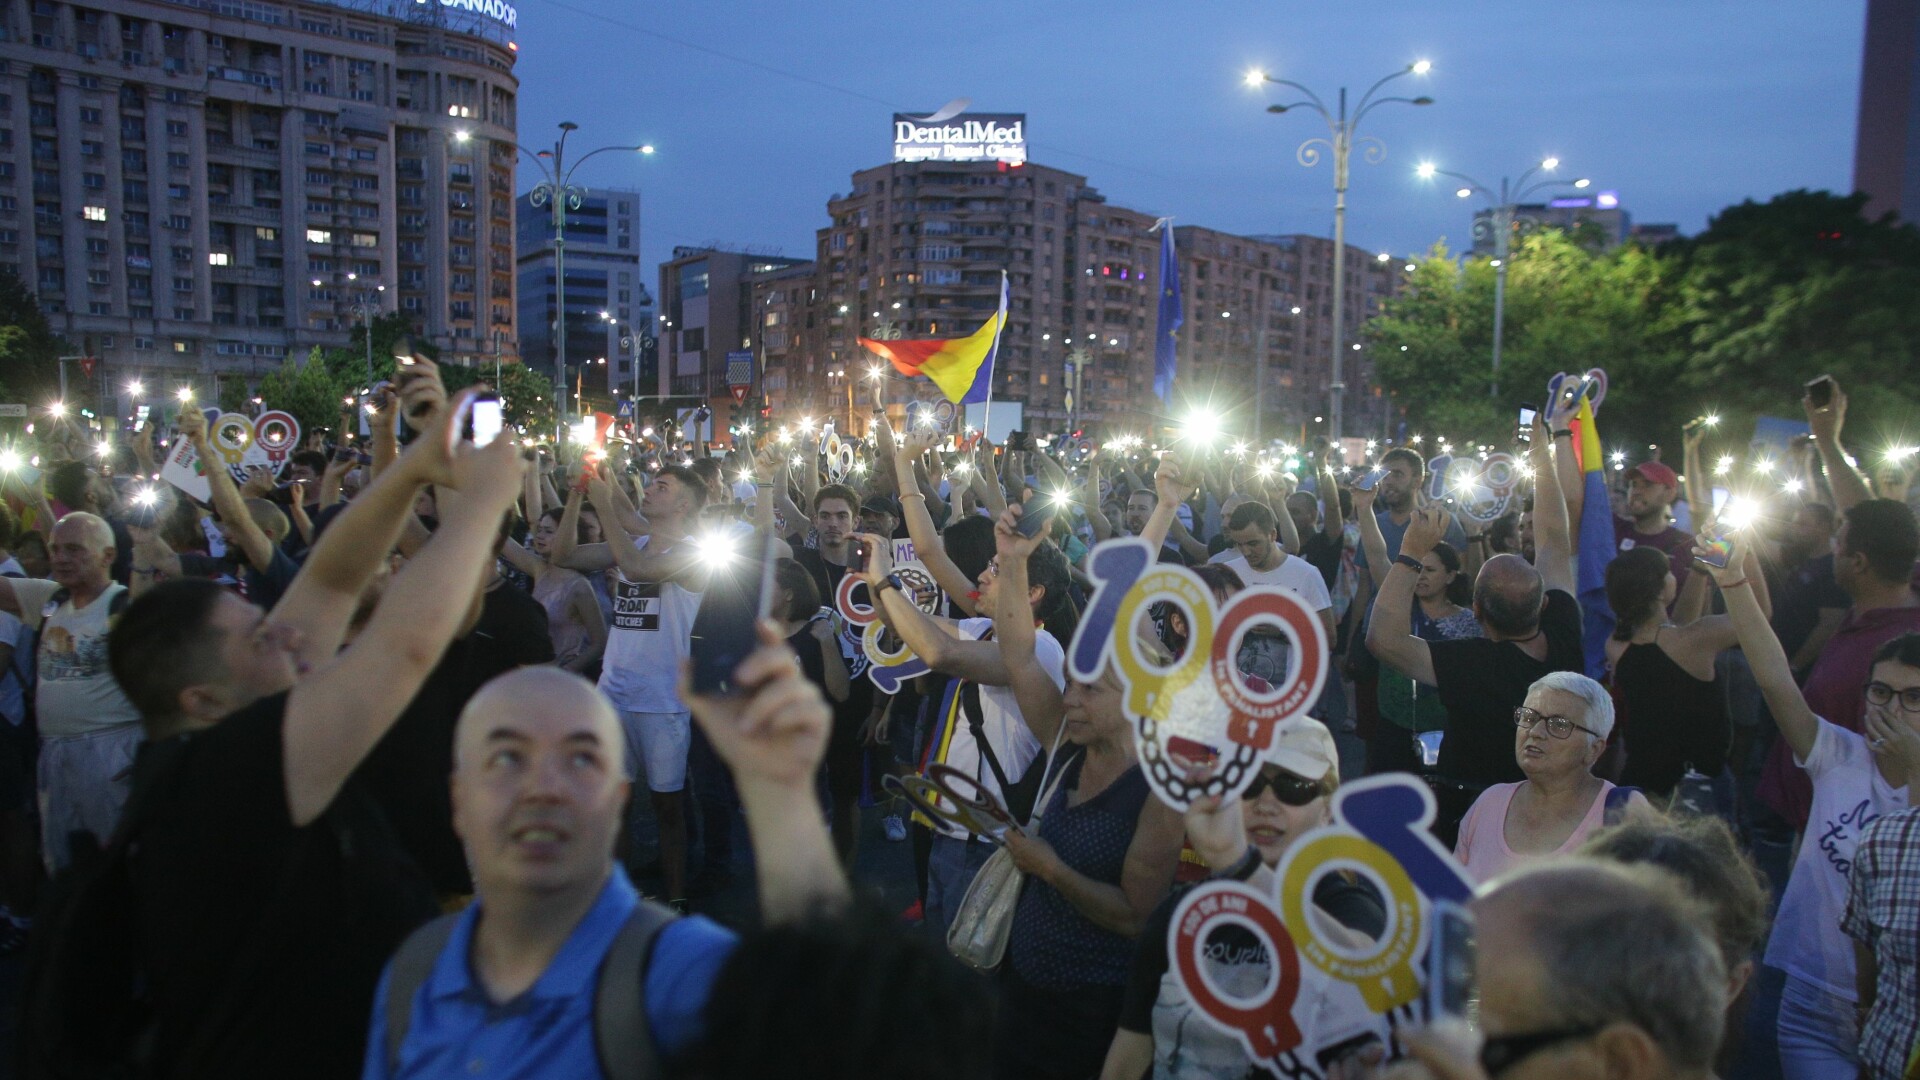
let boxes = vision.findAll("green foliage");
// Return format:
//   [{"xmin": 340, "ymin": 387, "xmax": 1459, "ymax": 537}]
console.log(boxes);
[
  {"xmin": 255, "ymin": 348, "xmax": 355, "ymax": 440},
  {"xmin": 0, "ymin": 269, "xmax": 68, "ymax": 407},
  {"xmin": 1370, "ymin": 190, "xmax": 1920, "ymax": 450}
]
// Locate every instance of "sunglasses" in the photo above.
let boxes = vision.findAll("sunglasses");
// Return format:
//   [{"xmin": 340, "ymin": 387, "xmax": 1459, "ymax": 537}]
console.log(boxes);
[{"xmin": 1244, "ymin": 769, "xmax": 1323, "ymax": 806}]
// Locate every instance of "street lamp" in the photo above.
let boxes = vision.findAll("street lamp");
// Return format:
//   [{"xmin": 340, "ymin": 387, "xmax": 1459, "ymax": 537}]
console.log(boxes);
[
  {"xmin": 1247, "ymin": 61, "xmax": 1433, "ymax": 442},
  {"xmin": 346, "ymin": 273, "xmax": 386, "ymax": 382},
  {"xmin": 463, "ymin": 122, "xmax": 655, "ymax": 441},
  {"xmin": 1417, "ymin": 157, "xmax": 1591, "ymax": 397}
]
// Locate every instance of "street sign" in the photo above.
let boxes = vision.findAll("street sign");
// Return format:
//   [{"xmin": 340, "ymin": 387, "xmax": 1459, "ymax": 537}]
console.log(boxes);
[
  {"xmin": 617, "ymin": 400, "xmax": 633, "ymax": 417},
  {"xmin": 725, "ymin": 350, "xmax": 753, "ymax": 403},
  {"xmin": 0, "ymin": 404, "xmax": 25, "ymax": 418},
  {"xmin": 730, "ymin": 385, "xmax": 748, "ymax": 403},
  {"xmin": 77, "ymin": 356, "xmax": 98, "ymax": 379}
]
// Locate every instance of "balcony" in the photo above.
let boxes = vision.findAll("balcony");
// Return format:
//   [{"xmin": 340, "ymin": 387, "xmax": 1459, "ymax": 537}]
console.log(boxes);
[
  {"xmin": 209, "ymin": 202, "xmax": 281, "ymax": 224},
  {"xmin": 211, "ymin": 264, "xmax": 283, "ymax": 286}
]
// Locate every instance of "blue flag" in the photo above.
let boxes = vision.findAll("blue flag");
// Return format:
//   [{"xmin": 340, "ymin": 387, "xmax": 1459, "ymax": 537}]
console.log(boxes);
[{"xmin": 1153, "ymin": 224, "xmax": 1182, "ymax": 404}]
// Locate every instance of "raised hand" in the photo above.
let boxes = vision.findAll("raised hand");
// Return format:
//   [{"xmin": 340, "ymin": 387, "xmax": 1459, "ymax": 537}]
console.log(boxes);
[{"xmin": 681, "ymin": 620, "xmax": 832, "ymax": 792}]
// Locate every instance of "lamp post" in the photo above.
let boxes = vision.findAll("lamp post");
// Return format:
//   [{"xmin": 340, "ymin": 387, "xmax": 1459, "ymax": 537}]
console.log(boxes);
[
  {"xmin": 457, "ymin": 123, "xmax": 653, "ymax": 441},
  {"xmin": 1065, "ymin": 345, "xmax": 1092, "ymax": 433},
  {"xmin": 1246, "ymin": 61, "xmax": 1433, "ymax": 442},
  {"xmin": 1417, "ymin": 159, "xmax": 1591, "ymax": 399}
]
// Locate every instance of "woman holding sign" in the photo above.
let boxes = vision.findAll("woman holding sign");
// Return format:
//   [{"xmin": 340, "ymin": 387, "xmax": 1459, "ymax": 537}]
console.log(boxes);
[{"xmin": 991, "ymin": 506, "xmax": 1186, "ymax": 1080}]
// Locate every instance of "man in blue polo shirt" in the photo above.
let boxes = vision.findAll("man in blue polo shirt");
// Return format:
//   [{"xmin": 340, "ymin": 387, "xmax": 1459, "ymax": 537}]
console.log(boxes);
[{"xmin": 366, "ymin": 624, "xmax": 846, "ymax": 1078}]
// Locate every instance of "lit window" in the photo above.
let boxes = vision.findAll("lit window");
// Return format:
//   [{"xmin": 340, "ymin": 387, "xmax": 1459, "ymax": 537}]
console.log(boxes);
[
  {"xmin": 306, "ymin": 228, "xmax": 332, "ymax": 244},
  {"xmin": 83, "ymin": 205, "xmax": 108, "ymax": 222},
  {"xmin": 208, "ymin": 252, "xmax": 230, "ymax": 266}
]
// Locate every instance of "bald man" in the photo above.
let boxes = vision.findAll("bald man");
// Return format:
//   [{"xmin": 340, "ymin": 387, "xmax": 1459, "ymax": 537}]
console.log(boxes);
[
  {"xmin": 1366, "ymin": 416, "xmax": 1586, "ymax": 841},
  {"xmin": 1397, "ymin": 860, "xmax": 1727, "ymax": 1080},
  {"xmin": 0, "ymin": 511, "xmax": 141, "ymax": 872},
  {"xmin": 368, "ymin": 625, "xmax": 848, "ymax": 1079}
]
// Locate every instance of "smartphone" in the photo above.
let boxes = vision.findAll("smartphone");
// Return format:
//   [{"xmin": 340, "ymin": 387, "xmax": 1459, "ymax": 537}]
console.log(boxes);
[
  {"xmin": 1426, "ymin": 901, "xmax": 1477, "ymax": 1024},
  {"xmin": 850, "ymin": 539, "xmax": 869, "ymax": 573},
  {"xmin": 1696, "ymin": 521, "xmax": 1736, "ymax": 569},
  {"xmin": 688, "ymin": 533, "xmax": 776, "ymax": 695},
  {"xmin": 468, "ymin": 392, "xmax": 504, "ymax": 446},
  {"xmin": 1805, "ymin": 375, "xmax": 1835, "ymax": 409},
  {"xmin": 1517, "ymin": 404, "xmax": 1537, "ymax": 441},
  {"xmin": 392, "ymin": 336, "xmax": 418, "ymax": 366},
  {"xmin": 1352, "ymin": 468, "xmax": 1387, "ymax": 492},
  {"xmin": 1016, "ymin": 499, "xmax": 1055, "ymax": 539},
  {"xmin": 1006, "ymin": 430, "xmax": 1031, "ymax": 453}
]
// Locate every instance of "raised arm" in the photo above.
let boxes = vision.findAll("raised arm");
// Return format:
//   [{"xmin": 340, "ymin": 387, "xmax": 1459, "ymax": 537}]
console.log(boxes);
[
  {"xmin": 855, "ymin": 530, "xmax": 1009, "ymax": 685},
  {"xmin": 973, "ymin": 439, "xmax": 1009, "ymax": 517},
  {"xmin": 1547, "ymin": 392, "xmax": 1586, "ymax": 531},
  {"xmin": 682, "ymin": 621, "xmax": 849, "ymax": 922},
  {"xmin": 894, "ymin": 431, "xmax": 982, "ymax": 617},
  {"xmin": 1531, "ymin": 415, "xmax": 1576, "ymax": 597},
  {"xmin": 287, "ymin": 483, "xmax": 314, "ymax": 548},
  {"xmin": 1703, "ymin": 533, "xmax": 1818, "ymax": 760},
  {"xmin": 1364, "ymin": 507, "xmax": 1443, "ymax": 686},
  {"xmin": 1081, "ymin": 457, "xmax": 1114, "ymax": 542},
  {"xmin": 178, "ymin": 409, "xmax": 274, "ymax": 573},
  {"xmin": 1352, "ymin": 482, "xmax": 1391, "ymax": 576},
  {"xmin": 547, "ymin": 482, "xmax": 614, "ymax": 572},
  {"xmin": 1806, "ymin": 380, "xmax": 1873, "ymax": 513},
  {"xmin": 1319, "ymin": 454, "xmax": 1346, "ymax": 538},
  {"xmin": 586, "ymin": 471, "xmax": 696, "ymax": 584},
  {"xmin": 282, "ymin": 423, "xmax": 525, "ymax": 826},
  {"xmin": 990, "ymin": 509, "xmax": 1064, "ymax": 745}
]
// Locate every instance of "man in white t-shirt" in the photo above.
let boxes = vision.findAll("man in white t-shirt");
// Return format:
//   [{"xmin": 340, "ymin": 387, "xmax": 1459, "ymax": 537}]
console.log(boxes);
[
  {"xmin": 0, "ymin": 512, "xmax": 142, "ymax": 873},
  {"xmin": 550, "ymin": 464, "xmax": 706, "ymax": 907},
  {"xmin": 1220, "ymin": 501, "xmax": 1334, "ymax": 701},
  {"xmin": 854, "ymin": 526, "xmax": 1073, "ymax": 935}
]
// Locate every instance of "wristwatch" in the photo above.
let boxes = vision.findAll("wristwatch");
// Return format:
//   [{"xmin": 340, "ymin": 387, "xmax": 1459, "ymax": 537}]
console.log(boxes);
[{"xmin": 872, "ymin": 572, "xmax": 908, "ymax": 595}]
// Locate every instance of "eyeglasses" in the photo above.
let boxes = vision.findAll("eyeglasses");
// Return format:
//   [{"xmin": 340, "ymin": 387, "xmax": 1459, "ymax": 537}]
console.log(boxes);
[
  {"xmin": 1513, "ymin": 707, "xmax": 1602, "ymax": 741},
  {"xmin": 1244, "ymin": 769, "xmax": 1324, "ymax": 806},
  {"xmin": 1479, "ymin": 1022, "xmax": 1605, "ymax": 1077},
  {"xmin": 1865, "ymin": 681, "xmax": 1920, "ymax": 713}
]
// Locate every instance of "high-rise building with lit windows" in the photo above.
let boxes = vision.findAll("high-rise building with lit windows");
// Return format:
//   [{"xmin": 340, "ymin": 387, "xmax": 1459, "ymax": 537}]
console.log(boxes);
[{"xmin": 0, "ymin": 0, "xmax": 519, "ymax": 399}]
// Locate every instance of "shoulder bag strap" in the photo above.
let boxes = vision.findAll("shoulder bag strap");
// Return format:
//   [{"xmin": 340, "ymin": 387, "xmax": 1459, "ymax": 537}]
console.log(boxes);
[
  {"xmin": 1021, "ymin": 721, "xmax": 1073, "ymax": 831},
  {"xmin": 594, "ymin": 901, "xmax": 679, "ymax": 1080},
  {"xmin": 959, "ymin": 680, "xmax": 1013, "ymax": 794},
  {"xmin": 382, "ymin": 913, "xmax": 463, "ymax": 1071}
]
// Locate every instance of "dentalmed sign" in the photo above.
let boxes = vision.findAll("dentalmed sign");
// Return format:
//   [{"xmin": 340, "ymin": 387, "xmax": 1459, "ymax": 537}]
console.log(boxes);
[{"xmin": 892, "ymin": 113, "xmax": 1027, "ymax": 164}]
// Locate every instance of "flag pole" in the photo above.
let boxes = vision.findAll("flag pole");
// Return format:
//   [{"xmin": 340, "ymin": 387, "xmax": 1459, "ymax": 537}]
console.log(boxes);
[{"xmin": 981, "ymin": 270, "xmax": 1008, "ymax": 442}]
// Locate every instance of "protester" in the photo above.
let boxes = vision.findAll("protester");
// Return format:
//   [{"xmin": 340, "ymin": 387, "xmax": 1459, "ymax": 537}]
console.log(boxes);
[
  {"xmin": 1393, "ymin": 860, "xmax": 1728, "ymax": 1080},
  {"xmin": 1844, "ymin": 803, "xmax": 1920, "ymax": 1080},
  {"xmin": 500, "ymin": 503, "xmax": 609, "ymax": 674},
  {"xmin": 1103, "ymin": 719, "xmax": 1387, "ymax": 1080},
  {"xmin": 0, "ymin": 511, "xmax": 142, "ymax": 874},
  {"xmin": 28, "ymin": 389, "xmax": 524, "ymax": 1079},
  {"xmin": 365, "ymin": 618, "xmax": 850, "ymax": 1078},
  {"xmin": 1355, "ymin": 485, "xmax": 1481, "ymax": 773},
  {"xmin": 1766, "ymin": 502, "xmax": 1848, "ymax": 674},
  {"xmin": 1218, "ymin": 500, "xmax": 1336, "ymax": 682},
  {"xmin": 1454, "ymin": 672, "xmax": 1648, "ymax": 880},
  {"xmin": 853, "ymin": 514, "xmax": 1073, "ymax": 934},
  {"xmin": 1365, "ymin": 417, "xmax": 1582, "ymax": 839},
  {"xmin": 550, "ymin": 462, "xmax": 706, "ymax": 906},
  {"xmin": 43, "ymin": 460, "xmax": 134, "ymax": 585},
  {"xmin": 1704, "ymin": 530, "xmax": 1916, "ymax": 1080}
]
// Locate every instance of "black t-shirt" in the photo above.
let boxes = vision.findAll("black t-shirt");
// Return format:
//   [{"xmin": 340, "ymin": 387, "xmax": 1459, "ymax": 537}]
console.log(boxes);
[
  {"xmin": 790, "ymin": 543, "xmax": 880, "ymax": 724},
  {"xmin": 131, "ymin": 693, "xmax": 438, "ymax": 1079},
  {"xmin": 1428, "ymin": 589, "xmax": 1584, "ymax": 786},
  {"xmin": 1300, "ymin": 532, "xmax": 1343, "ymax": 590},
  {"xmin": 177, "ymin": 547, "xmax": 302, "ymax": 611},
  {"xmin": 1119, "ymin": 872, "xmax": 1386, "ymax": 1041},
  {"xmin": 1770, "ymin": 554, "xmax": 1850, "ymax": 666},
  {"xmin": 356, "ymin": 582, "xmax": 555, "ymax": 894}
]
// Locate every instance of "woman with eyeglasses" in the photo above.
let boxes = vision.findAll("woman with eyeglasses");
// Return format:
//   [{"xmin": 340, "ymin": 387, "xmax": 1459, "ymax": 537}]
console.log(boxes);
[
  {"xmin": 1099, "ymin": 719, "xmax": 1387, "ymax": 1080},
  {"xmin": 1701, "ymin": 534, "xmax": 1919, "ymax": 1080},
  {"xmin": 1452, "ymin": 671, "xmax": 1649, "ymax": 881}
]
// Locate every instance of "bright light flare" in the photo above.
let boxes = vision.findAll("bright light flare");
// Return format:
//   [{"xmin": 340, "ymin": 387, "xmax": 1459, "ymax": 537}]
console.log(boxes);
[
  {"xmin": 0, "ymin": 451, "xmax": 20, "ymax": 472},
  {"xmin": 1411, "ymin": 59, "xmax": 1432, "ymax": 74},
  {"xmin": 95, "ymin": 440, "xmax": 112, "ymax": 457},
  {"xmin": 1542, "ymin": 156, "xmax": 1560, "ymax": 171},
  {"xmin": 1243, "ymin": 69, "xmax": 1266, "ymax": 88},
  {"xmin": 1888, "ymin": 446, "xmax": 1918, "ymax": 462},
  {"xmin": 1417, "ymin": 162, "xmax": 1436, "ymax": 179},
  {"xmin": 126, "ymin": 380, "xmax": 145, "ymax": 397},
  {"xmin": 693, "ymin": 530, "xmax": 738, "ymax": 569},
  {"xmin": 1783, "ymin": 477, "xmax": 1805, "ymax": 495},
  {"xmin": 132, "ymin": 486, "xmax": 160, "ymax": 508},
  {"xmin": 1751, "ymin": 458, "xmax": 1775, "ymax": 475},
  {"xmin": 47, "ymin": 401, "xmax": 67, "ymax": 418},
  {"xmin": 176, "ymin": 387, "xmax": 194, "ymax": 402},
  {"xmin": 1720, "ymin": 496, "xmax": 1763, "ymax": 531},
  {"xmin": 1715, "ymin": 455, "xmax": 1734, "ymax": 476}
]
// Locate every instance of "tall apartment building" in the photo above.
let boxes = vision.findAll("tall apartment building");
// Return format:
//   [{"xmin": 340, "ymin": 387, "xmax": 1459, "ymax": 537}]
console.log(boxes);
[
  {"xmin": 1469, "ymin": 194, "xmax": 1631, "ymax": 253},
  {"xmin": 656, "ymin": 245, "xmax": 810, "ymax": 425},
  {"xmin": 747, "ymin": 259, "xmax": 816, "ymax": 416},
  {"xmin": 1175, "ymin": 227, "xmax": 1403, "ymax": 441},
  {"xmin": 1854, "ymin": 0, "xmax": 1918, "ymax": 224},
  {"xmin": 801, "ymin": 158, "xmax": 1165, "ymax": 433},
  {"xmin": 0, "ymin": 0, "xmax": 518, "ymax": 399},
  {"xmin": 516, "ymin": 187, "xmax": 648, "ymax": 400}
]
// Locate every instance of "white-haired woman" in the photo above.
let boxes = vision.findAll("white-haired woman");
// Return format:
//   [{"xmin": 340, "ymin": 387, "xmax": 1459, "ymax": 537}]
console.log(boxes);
[{"xmin": 1454, "ymin": 671, "xmax": 1649, "ymax": 880}]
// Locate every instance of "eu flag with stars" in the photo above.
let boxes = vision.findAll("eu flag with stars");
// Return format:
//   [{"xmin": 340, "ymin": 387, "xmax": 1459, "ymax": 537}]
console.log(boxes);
[{"xmin": 1153, "ymin": 224, "xmax": 1182, "ymax": 404}]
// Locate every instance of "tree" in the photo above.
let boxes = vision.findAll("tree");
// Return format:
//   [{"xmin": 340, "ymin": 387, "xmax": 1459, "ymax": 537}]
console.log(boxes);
[
  {"xmin": 0, "ymin": 269, "xmax": 67, "ymax": 407},
  {"xmin": 254, "ymin": 348, "xmax": 355, "ymax": 442}
]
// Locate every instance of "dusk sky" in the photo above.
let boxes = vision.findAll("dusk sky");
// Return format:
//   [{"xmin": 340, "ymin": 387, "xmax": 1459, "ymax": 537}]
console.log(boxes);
[{"xmin": 508, "ymin": 1, "xmax": 1863, "ymax": 276}]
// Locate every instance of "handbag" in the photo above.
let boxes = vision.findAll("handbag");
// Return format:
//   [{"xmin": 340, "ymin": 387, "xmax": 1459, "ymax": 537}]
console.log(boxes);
[{"xmin": 945, "ymin": 723, "xmax": 1070, "ymax": 972}]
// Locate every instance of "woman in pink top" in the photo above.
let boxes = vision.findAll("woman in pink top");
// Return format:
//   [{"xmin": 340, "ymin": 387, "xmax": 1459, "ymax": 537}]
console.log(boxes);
[{"xmin": 1455, "ymin": 671, "xmax": 1648, "ymax": 881}]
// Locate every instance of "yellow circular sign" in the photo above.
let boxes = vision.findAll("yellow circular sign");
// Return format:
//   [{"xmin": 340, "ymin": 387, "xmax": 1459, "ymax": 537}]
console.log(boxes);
[{"xmin": 1277, "ymin": 833, "xmax": 1424, "ymax": 1013}]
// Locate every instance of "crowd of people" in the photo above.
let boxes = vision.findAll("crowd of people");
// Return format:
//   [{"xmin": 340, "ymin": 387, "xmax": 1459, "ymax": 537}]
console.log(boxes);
[{"xmin": 0, "ymin": 354, "xmax": 1913, "ymax": 1080}]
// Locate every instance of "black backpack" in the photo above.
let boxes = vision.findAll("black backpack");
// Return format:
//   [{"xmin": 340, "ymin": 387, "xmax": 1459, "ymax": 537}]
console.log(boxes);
[{"xmin": 381, "ymin": 901, "xmax": 677, "ymax": 1079}]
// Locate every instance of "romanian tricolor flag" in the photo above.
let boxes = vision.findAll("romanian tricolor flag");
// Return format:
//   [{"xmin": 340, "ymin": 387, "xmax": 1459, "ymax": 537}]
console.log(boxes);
[
  {"xmin": 858, "ymin": 273, "xmax": 1006, "ymax": 405},
  {"xmin": 1573, "ymin": 394, "xmax": 1616, "ymax": 679}
]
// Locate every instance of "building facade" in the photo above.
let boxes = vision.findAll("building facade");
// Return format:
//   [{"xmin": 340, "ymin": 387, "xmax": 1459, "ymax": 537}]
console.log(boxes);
[
  {"xmin": 1854, "ymin": 0, "xmax": 1918, "ymax": 224},
  {"xmin": 0, "ymin": 0, "xmax": 518, "ymax": 401},
  {"xmin": 1470, "ymin": 195, "xmax": 1631, "ymax": 252},
  {"xmin": 516, "ymin": 186, "xmax": 648, "ymax": 404},
  {"xmin": 655, "ymin": 244, "xmax": 809, "ymax": 429}
]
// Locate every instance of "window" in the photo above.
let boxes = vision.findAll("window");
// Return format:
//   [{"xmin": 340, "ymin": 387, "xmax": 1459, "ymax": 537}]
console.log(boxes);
[
  {"xmin": 306, "ymin": 228, "xmax": 331, "ymax": 243},
  {"xmin": 255, "ymin": 226, "xmax": 278, "ymax": 241},
  {"xmin": 349, "ymin": 231, "xmax": 376, "ymax": 247},
  {"xmin": 167, "ymin": 151, "xmax": 189, "ymax": 168},
  {"xmin": 83, "ymin": 205, "xmax": 108, "ymax": 222},
  {"xmin": 166, "ymin": 121, "xmax": 188, "ymax": 137},
  {"xmin": 87, "ymin": 270, "xmax": 111, "ymax": 286},
  {"xmin": 135, "ymin": 337, "xmax": 154, "ymax": 350},
  {"xmin": 164, "ymin": 214, "xmax": 190, "ymax": 230},
  {"xmin": 84, "ymin": 238, "xmax": 107, "ymax": 254},
  {"xmin": 172, "ymin": 276, "xmax": 193, "ymax": 290},
  {"xmin": 80, "ymin": 107, "xmax": 102, "ymax": 124},
  {"xmin": 172, "ymin": 340, "xmax": 193, "ymax": 353},
  {"xmin": 208, "ymin": 252, "xmax": 229, "ymax": 265},
  {"xmin": 172, "ymin": 307, "xmax": 194, "ymax": 320},
  {"xmin": 89, "ymin": 302, "xmax": 112, "ymax": 315},
  {"xmin": 167, "ymin": 184, "xmax": 190, "ymax": 199}
]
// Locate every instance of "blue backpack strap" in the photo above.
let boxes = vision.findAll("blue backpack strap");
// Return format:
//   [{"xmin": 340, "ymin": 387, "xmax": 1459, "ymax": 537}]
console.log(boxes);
[
  {"xmin": 1603, "ymin": 785, "xmax": 1643, "ymax": 826},
  {"xmin": 383, "ymin": 913, "xmax": 462, "ymax": 1071},
  {"xmin": 594, "ymin": 901, "xmax": 677, "ymax": 1080}
]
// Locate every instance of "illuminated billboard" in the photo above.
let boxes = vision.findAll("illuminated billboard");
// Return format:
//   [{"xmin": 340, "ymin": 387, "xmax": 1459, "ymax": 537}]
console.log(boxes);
[{"xmin": 892, "ymin": 113, "xmax": 1027, "ymax": 165}]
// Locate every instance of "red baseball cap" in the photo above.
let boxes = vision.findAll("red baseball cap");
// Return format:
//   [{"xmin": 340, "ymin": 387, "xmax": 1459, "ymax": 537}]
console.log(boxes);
[{"xmin": 1626, "ymin": 461, "xmax": 1679, "ymax": 489}]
